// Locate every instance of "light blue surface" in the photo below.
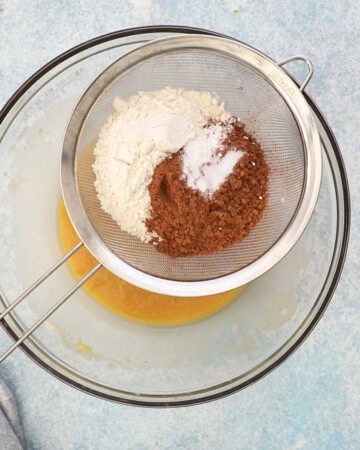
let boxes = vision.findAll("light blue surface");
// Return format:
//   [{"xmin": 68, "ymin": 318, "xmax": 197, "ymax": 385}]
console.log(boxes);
[{"xmin": 0, "ymin": 1, "xmax": 359, "ymax": 449}]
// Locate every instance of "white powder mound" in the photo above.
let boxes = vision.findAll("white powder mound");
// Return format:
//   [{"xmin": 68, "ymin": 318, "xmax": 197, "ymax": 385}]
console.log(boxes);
[
  {"xmin": 93, "ymin": 88, "xmax": 230, "ymax": 242},
  {"xmin": 182, "ymin": 123, "xmax": 244, "ymax": 197}
]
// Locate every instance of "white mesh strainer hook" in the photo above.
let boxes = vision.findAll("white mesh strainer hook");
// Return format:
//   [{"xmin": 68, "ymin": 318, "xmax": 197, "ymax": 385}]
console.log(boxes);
[{"xmin": 0, "ymin": 35, "xmax": 321, "ymax": 362}]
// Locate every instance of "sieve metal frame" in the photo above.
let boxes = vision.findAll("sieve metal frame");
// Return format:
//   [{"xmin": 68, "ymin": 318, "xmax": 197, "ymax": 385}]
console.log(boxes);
[{"xmin": 61, "ymin": 34, "xmax": 322, "ymax": 297}]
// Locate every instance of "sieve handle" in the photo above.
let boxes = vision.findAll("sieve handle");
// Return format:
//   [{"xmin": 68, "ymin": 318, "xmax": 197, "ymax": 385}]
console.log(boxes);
[
  {"xmin": 0, "ymin": 243, "xmax": 101, "ymax": 363},
  {"xmin": 277, "ymin": 55, "xmax": 314, "ymax": 92}
]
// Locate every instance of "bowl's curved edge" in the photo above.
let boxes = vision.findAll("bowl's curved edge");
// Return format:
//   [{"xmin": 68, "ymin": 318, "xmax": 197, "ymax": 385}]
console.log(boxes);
[{"xmin": 0, "ymin": 25, "xmax": 351, "ymax": 408}]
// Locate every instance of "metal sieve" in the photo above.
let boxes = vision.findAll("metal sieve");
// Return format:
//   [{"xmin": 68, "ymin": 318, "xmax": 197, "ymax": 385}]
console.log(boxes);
[
  {"xmin": 62, "ymin": 35, "xmax": 321, "ymax": 293},
  {"xmin": 0, "ymin": 35, "xmax": 321, "ymax": 361}
]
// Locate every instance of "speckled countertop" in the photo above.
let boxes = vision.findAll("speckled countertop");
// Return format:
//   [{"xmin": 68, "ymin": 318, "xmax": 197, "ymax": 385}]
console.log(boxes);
[{"xmin": 0, "ymin": 1, "xmax": 359, "ymax": 449}]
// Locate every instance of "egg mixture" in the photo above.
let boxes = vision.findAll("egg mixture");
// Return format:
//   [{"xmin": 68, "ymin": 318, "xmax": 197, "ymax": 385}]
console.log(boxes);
[{"xmin": 58, "ymin": 200, "xmax": 245, "ymax": 326}]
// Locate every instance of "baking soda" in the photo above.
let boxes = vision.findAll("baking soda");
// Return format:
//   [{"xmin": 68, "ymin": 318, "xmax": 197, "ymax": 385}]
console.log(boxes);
[{"xmin": 182, "ymin": 123, "xmax": 244, "ymax": 197}]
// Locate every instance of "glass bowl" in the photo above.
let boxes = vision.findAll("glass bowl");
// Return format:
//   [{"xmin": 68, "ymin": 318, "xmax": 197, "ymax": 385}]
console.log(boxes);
[{"xmin": 0, "ymin": 26, "xmax": 350, "ymax": 406}]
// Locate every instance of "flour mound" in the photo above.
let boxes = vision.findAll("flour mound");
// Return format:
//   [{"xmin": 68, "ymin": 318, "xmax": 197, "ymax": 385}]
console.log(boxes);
[{"xmin": 92, "ymin": 88, "xmax": 230, "ymax": 242}]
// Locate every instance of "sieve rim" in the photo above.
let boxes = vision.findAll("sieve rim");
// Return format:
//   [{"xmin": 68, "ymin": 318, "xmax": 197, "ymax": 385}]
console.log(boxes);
[{"xmin": 61, "ymin": 34, "xmax": 322, "ymax": 296}]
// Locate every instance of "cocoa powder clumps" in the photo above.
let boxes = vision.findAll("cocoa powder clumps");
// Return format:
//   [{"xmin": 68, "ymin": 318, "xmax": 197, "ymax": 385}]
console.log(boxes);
[{"xmin": 146, "ymin": 120, "xmax": 269, "ymax": 257}]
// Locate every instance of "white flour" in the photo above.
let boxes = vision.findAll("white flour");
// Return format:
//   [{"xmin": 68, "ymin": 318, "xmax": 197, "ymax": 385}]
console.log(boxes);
[
  {"xmin": 93, "ymin": 88, "xmax": 230, "ymax": 242},
  {"xmin": 182, "ymin": 123, "xmax": 243, "ymax": 197}
]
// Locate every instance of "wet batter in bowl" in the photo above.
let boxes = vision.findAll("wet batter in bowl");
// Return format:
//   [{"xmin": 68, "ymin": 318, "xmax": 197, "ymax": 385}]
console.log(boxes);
[{"xmin": 58, "ymin": 200, "xmax": 245, "ymax": 326}]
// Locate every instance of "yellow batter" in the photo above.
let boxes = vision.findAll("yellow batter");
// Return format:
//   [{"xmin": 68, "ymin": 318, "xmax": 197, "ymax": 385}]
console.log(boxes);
[{"xmin": 58, "ymin": 199, "xmax": 245, "ymax": 326}]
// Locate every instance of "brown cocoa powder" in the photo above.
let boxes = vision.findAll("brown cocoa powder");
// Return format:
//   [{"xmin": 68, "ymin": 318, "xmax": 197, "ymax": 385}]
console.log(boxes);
[{"xmin": 146, "ymin": 120, "xmax": 269, "ymax": 258}]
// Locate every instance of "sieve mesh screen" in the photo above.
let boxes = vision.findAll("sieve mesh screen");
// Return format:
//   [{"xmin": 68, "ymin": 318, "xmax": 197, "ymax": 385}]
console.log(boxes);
[{"xmin": 74, "ymin": 50, "xmax": 304, "ymax": 281}]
